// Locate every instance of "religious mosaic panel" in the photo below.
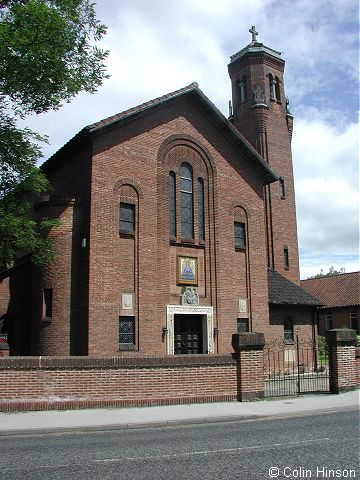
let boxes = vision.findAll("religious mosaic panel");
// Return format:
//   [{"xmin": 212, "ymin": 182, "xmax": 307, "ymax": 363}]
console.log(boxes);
[{"xmin": 177, "ymin": 256, "xmax": 198, "ymax": 285}]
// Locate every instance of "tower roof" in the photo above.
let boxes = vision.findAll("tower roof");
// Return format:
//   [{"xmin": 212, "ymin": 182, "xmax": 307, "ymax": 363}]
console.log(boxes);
[{"xmin": 230, "ymin": 26, "xmax": 283, "ymax": 64}]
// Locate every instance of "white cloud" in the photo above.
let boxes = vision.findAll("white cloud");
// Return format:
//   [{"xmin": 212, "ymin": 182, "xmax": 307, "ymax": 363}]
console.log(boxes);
[{"xmin": 293, "ymin": 116, "xmax": 359, "ymax": 277}]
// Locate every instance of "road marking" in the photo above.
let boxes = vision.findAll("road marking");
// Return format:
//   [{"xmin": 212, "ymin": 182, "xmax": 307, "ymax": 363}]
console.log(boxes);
[{"xmin": 94, "ymin": 437, "xmax": 330, "ymax": 464}]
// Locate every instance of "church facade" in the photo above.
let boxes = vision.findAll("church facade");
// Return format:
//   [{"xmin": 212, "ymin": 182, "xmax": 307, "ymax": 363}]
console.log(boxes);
[{"xmin": 3, "ymin": 28, "xmax": 321, "ymax": 356}]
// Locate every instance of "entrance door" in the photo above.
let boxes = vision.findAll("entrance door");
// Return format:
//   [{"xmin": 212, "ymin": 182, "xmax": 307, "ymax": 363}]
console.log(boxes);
[{"xmin": 174, "ymin": 314, "xmax": 203, "ymax": 354}]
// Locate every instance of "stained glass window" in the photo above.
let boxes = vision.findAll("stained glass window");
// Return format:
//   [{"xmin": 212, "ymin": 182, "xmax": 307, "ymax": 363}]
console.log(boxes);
[{"xmin": 180, "ymin": 163, "xmax": 193, "ymax": 239}]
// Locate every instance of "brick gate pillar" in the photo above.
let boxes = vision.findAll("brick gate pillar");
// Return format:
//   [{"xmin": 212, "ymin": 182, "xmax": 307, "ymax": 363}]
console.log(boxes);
[
  {"xmin": 232, "ymin": 332, "xmax": 265, "ymax": 401},
  {"xmin": 327, "ymin": 329, "xmax": 358, "ymax": 394}
]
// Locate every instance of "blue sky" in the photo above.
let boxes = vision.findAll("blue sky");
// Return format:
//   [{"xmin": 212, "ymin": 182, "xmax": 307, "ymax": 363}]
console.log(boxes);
[{"xmin": 21, "ymin": 0, "xmax": 359, "ymax": 278}]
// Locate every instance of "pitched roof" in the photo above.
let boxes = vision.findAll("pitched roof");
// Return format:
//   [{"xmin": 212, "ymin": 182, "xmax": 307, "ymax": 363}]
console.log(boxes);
[
  {"xmin": 41, "ymin": 83, "xmax": 278, "ymax": 185},
  {"xmin": 268, "ymin": 269, "xmax": 322, "ymax": 306},
  {"xmin": 87, "ymin": 82, "xmax": 199, "ymax": 131},
  {"xmin": 301, "ymin": 272, "xmax": 360, "ymax": 308}
]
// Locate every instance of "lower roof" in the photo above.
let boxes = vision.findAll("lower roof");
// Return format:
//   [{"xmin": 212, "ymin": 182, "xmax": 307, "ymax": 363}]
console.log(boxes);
[
  {"xmin": 268, "ymin": 269, "xmax": 322, "ymax": 306},
  {"xmin": 301, "ymin": 272, "xmax": 360, "ymax": 308}
]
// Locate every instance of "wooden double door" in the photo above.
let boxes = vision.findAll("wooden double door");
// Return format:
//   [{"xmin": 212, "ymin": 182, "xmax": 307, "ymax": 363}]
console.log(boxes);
[{"xmin": 174, "ymin": 314, "xmax": 203, "ymax": 354}]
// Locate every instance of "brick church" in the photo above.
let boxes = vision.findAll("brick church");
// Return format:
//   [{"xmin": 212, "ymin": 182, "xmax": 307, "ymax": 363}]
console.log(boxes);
[{"xmin": 2, "ymin": 27, "xmax": 321, "ymax": 356}]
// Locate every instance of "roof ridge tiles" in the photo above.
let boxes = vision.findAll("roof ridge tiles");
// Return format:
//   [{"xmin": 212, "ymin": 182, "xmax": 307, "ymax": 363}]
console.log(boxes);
[{"xmin": 87, "ymin": 82, "xmax": 199, "ymax": 132}]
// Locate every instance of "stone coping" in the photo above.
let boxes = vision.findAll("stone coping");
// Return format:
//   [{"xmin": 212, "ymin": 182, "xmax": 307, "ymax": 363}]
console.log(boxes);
[
  {"xmin": 0, "ymin": 354, "xmax": 238, "ymax": 370},
  {"xmin": 327, "ymin": 329, "xmax": 358, "ymax": 346}
]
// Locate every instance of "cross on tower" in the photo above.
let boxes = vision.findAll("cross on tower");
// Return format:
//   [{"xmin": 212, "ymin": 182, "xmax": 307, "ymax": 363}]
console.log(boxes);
[{"xmin": 249, "ymin": 25, "xmax": 258, "ymax": 43}]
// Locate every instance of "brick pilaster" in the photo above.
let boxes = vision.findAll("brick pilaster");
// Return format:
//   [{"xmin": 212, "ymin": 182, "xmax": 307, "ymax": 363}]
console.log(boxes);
[
  {"xmin": 232, "ymin": 332, "xmax": 265, "ymax": 401},
  {"xmin": 327, "ymin": 329, "xmax": 358, "ymax": 394}
]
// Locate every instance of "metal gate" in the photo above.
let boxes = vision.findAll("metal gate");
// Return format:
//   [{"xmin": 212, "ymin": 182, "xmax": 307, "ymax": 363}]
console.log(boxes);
[{"xmin": 264, "ymin": 334, "xmax": 330, "ymax": 397}]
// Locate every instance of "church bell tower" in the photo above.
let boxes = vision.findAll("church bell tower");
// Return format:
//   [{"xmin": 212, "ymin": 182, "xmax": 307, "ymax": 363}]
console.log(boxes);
[{"xmin": 228, "ymin": 27, "xmax": 300, "ymax": 284}]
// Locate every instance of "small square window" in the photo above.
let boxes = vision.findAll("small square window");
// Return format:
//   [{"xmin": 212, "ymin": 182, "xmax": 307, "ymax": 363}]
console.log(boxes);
[
  {"xmin": 237, "ymin": 318, "xmax": 249, "ymax": 333},
  {"xmin": 120, "ymin": 203, "xmax": 135, "ymax": 234},
  {"xmin": 234, "ymin": 222, "xmax": 246, "ymax": 250}
]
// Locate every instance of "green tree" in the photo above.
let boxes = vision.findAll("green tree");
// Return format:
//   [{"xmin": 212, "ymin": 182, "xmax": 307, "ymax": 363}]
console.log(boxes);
[
  {"xmin": 307, "ymin": 266, "xmax": 346, "ymax": 279},
  {"xmin": 0, "ymin": 0, "xmax": 109, "ymax": 269}
]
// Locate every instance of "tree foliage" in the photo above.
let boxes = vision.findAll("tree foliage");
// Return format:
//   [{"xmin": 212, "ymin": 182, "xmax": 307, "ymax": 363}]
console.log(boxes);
[
  {"xmin": 0, "ymin": 0, "xmax": 108, "ymax": 269},
  {"xmin": 307, "ymin": 266, "xmax": 346, "ymax": 279},
  {"xmin": 0, "ymin": 0, "xmax": 108, "ymax": 115}
]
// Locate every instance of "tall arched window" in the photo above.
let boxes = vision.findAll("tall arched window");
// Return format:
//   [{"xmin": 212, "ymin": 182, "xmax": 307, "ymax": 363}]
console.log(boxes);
[
  {"xmin": 198, "ymin": 178, "xmax": 204, "ymax": 241},
  {"xmin": 180, "ymin": 162, "xmax": 193, "ymax": 239},
  {"xmin": 238, "ymin": 75, "xmax": 247, "ymax": 103},
  {"xmin": 168, "ymin": 171, "xmax": 176, "ymax": 237},
  {"xmin": 269, "ymin": 74, "xmax": 275, "ymax": 99}
]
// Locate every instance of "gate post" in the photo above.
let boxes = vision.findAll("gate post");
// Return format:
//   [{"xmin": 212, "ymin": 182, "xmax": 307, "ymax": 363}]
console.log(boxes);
[
  {"xmin": 0, "ymin": 335, "xmax": 10, "ymax": 357},
  {"xmin": 232, "ymin": 332, "xmax": 265, "ymax": 401},
  {"xmin": 327, "ymin": 329, "xmax": 358, "ymax": 394}
]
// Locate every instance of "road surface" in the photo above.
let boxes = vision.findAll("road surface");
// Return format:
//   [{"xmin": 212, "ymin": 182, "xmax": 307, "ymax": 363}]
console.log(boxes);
[{"xmin": 1, "ymin": 409, "xmax": 359, "ymax": 479}]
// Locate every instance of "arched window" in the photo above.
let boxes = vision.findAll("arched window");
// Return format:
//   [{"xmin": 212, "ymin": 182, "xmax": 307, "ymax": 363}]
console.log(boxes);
[
  {"xmin": 275, "ymin": 76, "xmax": 281, "ymax": 101},
  {"xmin": 238, "ymin": 75, "xmax": 247, "ymax": 103},
  {"xmin": 168, "ymin": 172, "xmax": 176, "ymax": 237},
  {"xmin": 269, "ymin": 74, "xmax": 276, "ymax": 100},
  {"xmin": 284, "ymin": 317, "xmax": 294, "ymax": 341},
  {"xmin": 180, "ymin": 162, "xmax": 194, "ymax": 239},
  {"xmin": 198, "ymin": 178, "xmax": 204, "ymax": 241}
]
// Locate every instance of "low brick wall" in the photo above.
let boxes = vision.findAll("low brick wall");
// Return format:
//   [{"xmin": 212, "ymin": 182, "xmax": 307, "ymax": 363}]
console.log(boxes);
[{"xmin": 0, "ymin": 355, "xmax": 238, "ymax": 412}]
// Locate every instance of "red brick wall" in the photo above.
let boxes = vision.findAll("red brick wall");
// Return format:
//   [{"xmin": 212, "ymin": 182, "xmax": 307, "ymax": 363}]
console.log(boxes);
[
  {"xmin": 355, "ymin": 347, "xmax": 360, "ymax": 386},
  {"xmin": 238, "ymin": 349, "xmax": 264, "ymax": 400},
  {"xmin": 26, "ymin": 61, "xmax": 301, "ymax": 357},
  {"xmin": 0, "ymin": 355, "xmax": 238, "ymax": 411},
  {"xmin": 40, "ymin": 146, "xmax": 92, "ymax": 356},
  {"xmin": 84, "ymin": 99, "xmax": 270, "ymax": 356}
]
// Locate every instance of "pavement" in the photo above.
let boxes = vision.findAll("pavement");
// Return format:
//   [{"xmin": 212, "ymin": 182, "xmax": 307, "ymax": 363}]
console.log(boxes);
[{"xmin": 0, "ymin": 390, "xmax": 358, "ymax": 436}]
